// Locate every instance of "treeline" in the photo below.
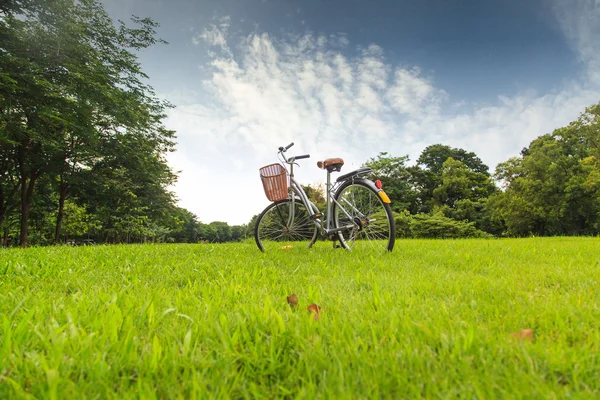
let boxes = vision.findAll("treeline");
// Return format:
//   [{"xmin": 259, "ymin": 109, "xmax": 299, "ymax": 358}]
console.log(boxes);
[
  {"xmin": 362, "ymin": 102, "xmax": 600, "ymax": 238},
  {"xmin": 0, "ymin": 0, "xmax": 250, "ymax": 246}
]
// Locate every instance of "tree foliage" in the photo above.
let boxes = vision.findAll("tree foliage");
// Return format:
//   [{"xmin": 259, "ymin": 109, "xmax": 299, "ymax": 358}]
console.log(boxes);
[
  {"xmin": 490, "ymin": 103, "xmax": 600, "ymax": 236},
  {"xmin": 363, "ymin": 152, "xmax": 417, "ymax": 213},
  {"xmin": 0, "ymin": 0, "xmax": 250, "ymax": 246},
  {"xmin": 363, "ymin": 103, "xmax": 599, "ymax": 239}
]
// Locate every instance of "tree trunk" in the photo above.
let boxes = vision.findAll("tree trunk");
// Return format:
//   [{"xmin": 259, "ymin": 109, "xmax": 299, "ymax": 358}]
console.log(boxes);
[
  {"xmin": 0, "ymin": 186, "xmax": 4, "ymax": 246},
  {"xmin": 19, "ymin": 177, "xmax": 29, "ymax": 247},
  {"xmin": 2, "ymin": 227, "xmax": 7, "ymax": 247},
  {"xmin": 54, "ymin": 181, "xmax": 68, "ymax": 244},
  {"xmin": 19, "ymin": 169, "xmax": 37, "ymax": 248}
]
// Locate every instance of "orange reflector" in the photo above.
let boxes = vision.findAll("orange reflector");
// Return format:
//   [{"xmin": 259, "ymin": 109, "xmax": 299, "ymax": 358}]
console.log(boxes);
[
  {"xmin": 378, "ymin": 190, "xmax": 391, "ymax": 204},
  {"xmin": 375, "ymin": 179, "xmax": 383, "ymax": 189},
  {"xmin": 281, "ymin": 245, "xmax": 293, "ymax": 250}
]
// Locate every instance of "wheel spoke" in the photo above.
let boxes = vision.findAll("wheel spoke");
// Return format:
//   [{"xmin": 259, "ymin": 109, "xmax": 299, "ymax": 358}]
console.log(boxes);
[
  {"xmin": 333, "ymin": 182, "xmax": 395, "ymax": 252},
  {"xmin": 255, "ymin": 200, "xmax": 318, "ymax": 251}
]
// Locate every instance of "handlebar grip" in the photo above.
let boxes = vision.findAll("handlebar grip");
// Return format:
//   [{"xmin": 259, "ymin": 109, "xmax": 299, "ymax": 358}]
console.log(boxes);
[
  {"xmin": 294, "ymin": 154, "xmax": 310, "ymax": 160},
  {"xmin": 284, "ymin": 142, "xmax": 294, "ymax": 151}
]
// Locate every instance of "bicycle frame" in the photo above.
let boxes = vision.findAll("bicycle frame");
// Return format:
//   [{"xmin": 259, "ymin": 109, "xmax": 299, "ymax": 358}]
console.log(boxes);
[{"xmin": 285, "ymin": 155, "xmax": 361, "ymax": 237}]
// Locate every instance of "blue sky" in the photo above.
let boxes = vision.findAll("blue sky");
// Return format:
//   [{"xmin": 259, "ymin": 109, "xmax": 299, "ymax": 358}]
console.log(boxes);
[
  {"xmin": 106, "ymin": 0, "xmax": 576, "ymax": 100},
  {"xmin": 102, "ymin": 0, "xmax": 600, "ymax": 224}
]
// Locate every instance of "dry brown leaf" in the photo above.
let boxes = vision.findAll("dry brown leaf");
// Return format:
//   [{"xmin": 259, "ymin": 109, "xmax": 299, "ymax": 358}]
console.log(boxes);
[
  {"xmin": 287, "ymin": 293, "xmax": 298, "ymax": 307},
  {"xmin": 510, "ymin": 328, "xmax": 534, "ymax": 342},
  {"xmin": 307, "ymin": 303, "xmax": 321, "ymax": 320}
]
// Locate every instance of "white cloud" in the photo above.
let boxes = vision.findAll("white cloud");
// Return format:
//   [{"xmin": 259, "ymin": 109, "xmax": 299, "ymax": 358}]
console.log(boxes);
[
  {"xmin": 387, "ymin": 67, "xmax": 446, "ymax": 117},
  {"xmin": 554, "ymin": 0, "xmax": 600, "ymax": 84},
  {"xmin": 167, "ymin": 0, "xmax": 600, "ymax": 225},
  {"xmin": 192, "ymin": 16, "xmax": 231, "ymax": 54}
]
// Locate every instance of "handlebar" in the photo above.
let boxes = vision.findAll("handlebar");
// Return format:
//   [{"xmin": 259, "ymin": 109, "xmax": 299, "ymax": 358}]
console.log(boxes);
[
  {"xmin": 289, "ymin": 154, "xmax": 310, "ymax": 162},
  {"xmin": 277, "ymin": 143, "xmax": 309, "ymax": 164},
  {"xmin": 279, "ymin": 142, "xmax": 294, "ymax": 152}
]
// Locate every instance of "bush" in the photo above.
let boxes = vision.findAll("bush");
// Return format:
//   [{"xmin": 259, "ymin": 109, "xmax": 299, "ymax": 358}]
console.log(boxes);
[
  {"xmin": 409, "ymin": 212, "xmax": 492, "ymax": 239},
  {"xmin": 393, "ymin": 210, "xmax": 413, "ymax": 238}
]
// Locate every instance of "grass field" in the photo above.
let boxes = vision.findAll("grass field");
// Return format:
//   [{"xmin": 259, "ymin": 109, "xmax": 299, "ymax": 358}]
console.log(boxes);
[{"xmin": 1, "ymin": 238, "xmax": 599, "ymax": 399}]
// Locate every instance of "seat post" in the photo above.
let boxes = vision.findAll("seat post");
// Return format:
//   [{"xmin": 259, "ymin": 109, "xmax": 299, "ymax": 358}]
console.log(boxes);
[{"xmin": 326, "ymin": 171, "xmax": 331, "ymax": 230}]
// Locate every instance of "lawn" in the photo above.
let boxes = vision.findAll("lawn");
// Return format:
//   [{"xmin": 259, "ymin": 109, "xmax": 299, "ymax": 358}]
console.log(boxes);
[{"xmin": 1, "ymin": 238, "xmax": 599, "ymax": 398}]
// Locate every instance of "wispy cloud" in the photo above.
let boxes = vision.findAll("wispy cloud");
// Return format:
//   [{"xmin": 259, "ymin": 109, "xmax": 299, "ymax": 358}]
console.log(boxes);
[
  {"xmin": 192, "ymin": 16, "xmax": 231, "ymax": 54},
  {"xmin": 167, "ymin": 0, "xmax": 600, "ymax": 224},
  {"xmin": 553, "ymin": 0, "xmax": 600, "ymax": 84},
  {"xmin": 183, "ymin": 27, "xmax": 446, "ymax": 159}
]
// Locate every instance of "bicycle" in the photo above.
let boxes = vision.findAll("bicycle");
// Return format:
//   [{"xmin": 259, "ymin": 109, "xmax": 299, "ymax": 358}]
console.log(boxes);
[{"xmin": 254, "ymin": 142, "xmax": 396, "ymax": 252}]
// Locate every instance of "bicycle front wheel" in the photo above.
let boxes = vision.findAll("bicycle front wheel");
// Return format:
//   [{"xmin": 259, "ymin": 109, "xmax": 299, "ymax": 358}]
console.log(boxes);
[
  {"xmin": 254, "ymin": 199, "xmax": 318, "ymax": 252},
  {"xmin": 333, "ymin": 180, "xmax": 395, "ymax": 251}
]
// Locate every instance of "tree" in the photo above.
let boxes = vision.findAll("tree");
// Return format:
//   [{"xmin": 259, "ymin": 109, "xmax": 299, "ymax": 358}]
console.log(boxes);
[
  {"xmin": 491, "ymin": 102, "xmax": 600, "ymax": 236},
  {"xmin": 198, "ymin": 222, "xmax": 217, "ymax": 243},
  {"xmin": 230, "ymin": 225, "xmax": 247, "ymax": 241},
  {"xmin": 168, "ymin": 208, "xmax": 200, "ymax": 243},
  {"xmin": 0, "ymin": 0, "xmax": 36, "ymax": 16},
  {"xmin": 301, "ymin": 183, "xmax": 326, "ymax": 209},
  {"xmin": 59, "ymin": 200, "xmax": 101, "ymax": 242},
  {"xmin": 0, "ymin": 143, "xmax": 19, "ymax": 245},
  {"xmin": 245, "ymin": 214, "xmax": 259, "ymax": 238},
  {"xmin": 71, "ymin": 129, "xmax": 176, "ymax": 244},
  {"xmin": 363, "ymin": 152, "xmax": 417, "ymax": 213},
  {"xmin": 0, "ymin": 0, "xmax": 174, "ymax": 246},
  {"xmin": 432, "ymin": 157, "xmax": 496, "ymax": 208},
  {"xmin": 417, "ymin": 144, "xmax": 489, "ymax": 175},
  {"xmin": 412, "ymin": 144, "xmax": 491, "ymax": 213},
  {"xmin": 208, "ymin": 221, "xmax": 231, "ymax": 243}
]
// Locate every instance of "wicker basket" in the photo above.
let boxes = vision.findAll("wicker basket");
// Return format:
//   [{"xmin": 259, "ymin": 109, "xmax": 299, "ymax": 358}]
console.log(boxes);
[{"xmin": 259, "ymin": 163, "xmax": 288, "ymax": 201}]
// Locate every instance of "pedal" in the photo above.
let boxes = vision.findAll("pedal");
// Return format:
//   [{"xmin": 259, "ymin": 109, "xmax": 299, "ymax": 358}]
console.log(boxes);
[{"xmin": 310, "ymin": 213, "xmax": 323, "ymax": 220}]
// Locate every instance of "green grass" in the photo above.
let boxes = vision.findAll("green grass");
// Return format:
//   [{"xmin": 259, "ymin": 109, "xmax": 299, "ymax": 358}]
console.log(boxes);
[{"xmin": 1, "ymin": 237, "xmax": 599, "ymax": 399}]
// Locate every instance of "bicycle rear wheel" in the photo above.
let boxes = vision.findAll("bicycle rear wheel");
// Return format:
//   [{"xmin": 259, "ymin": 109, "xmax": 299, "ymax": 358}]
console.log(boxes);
[
  {"xmin": 254, "ymin": 199, "xmax": 318, "ymax": 252},
  {"xmin": 333, "ymin": 180, "xmax": 395, "ymax": 251}
]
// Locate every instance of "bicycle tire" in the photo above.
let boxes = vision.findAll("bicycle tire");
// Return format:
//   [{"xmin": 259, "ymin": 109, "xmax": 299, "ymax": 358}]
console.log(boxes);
[
  {"xmin": 254, "ymin": 199, "xmax": 318, "ymax": 252},
  {"xmin": 332, "ymin": 179, "xmax": 396, "ymax": 251}
]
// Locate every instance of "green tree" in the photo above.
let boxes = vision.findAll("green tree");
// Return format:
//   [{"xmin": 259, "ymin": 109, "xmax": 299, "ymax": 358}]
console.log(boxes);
[
  {"xmin": 198, "ymin": 222, "xmax": 217, "ymax": 243},
  {"xmin": 432, "ymin": 157, "xmax": 497, "ymax": 207},
  {"xmin": 209, "ymin": 221, "xmax": 231, "ymax": 243},
  {"xmin": 426, "ymin": 158, "xmax": 498, "ymax": 234},
  {"xmin": 168, "ymin": 208, "xmax": 200, "ymax": 243},
  {"xmin": 0, "ymin": 146, "xmax": 19, "ymax": 245},
  {"xmin": 75, "ymin": 131, "xmax": 176, "ymax": 244},
  {"xmin": 491, "ymin": 103, "xmax": 600, "ymax": 236},
  {"xmin": 60, "ymin": 200, "xmax": 101, "ymax": 241},
  {"xmin": 363, "ymin": 152, "xmax": 417, "ymax": 213},
  {"xmin": 417, "ymin": 144, "xmax": 489, "ymax": 175},
  {"xmin": 412, "ymin": 144, "xmax": 491, "ymax": 213},
  {"xmin": 230, "ymin": 225, "xmax": 247, "ymax": 241},
  {"xmin": 245, "ymin": 214, "xmax": 259, "ymax": 238},
  {"xmin": 0, "ymin": 0, "xmax": 173, "ymax": 246},
  {"xmin": 302, "ymin": 183, "xmax": 326, "ymax": 210}
]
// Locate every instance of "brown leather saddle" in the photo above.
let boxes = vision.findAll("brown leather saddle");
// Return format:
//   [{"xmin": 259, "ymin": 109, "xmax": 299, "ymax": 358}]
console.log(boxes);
[{"xmin": 317, "ymin": 158, "xmax": 344, "ymax": 173}]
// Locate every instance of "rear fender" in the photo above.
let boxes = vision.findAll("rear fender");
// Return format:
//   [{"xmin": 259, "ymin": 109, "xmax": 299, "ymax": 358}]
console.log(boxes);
[{"xmin": 341, "ymin": 178, "xmax": 391, "ymax": 204}]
